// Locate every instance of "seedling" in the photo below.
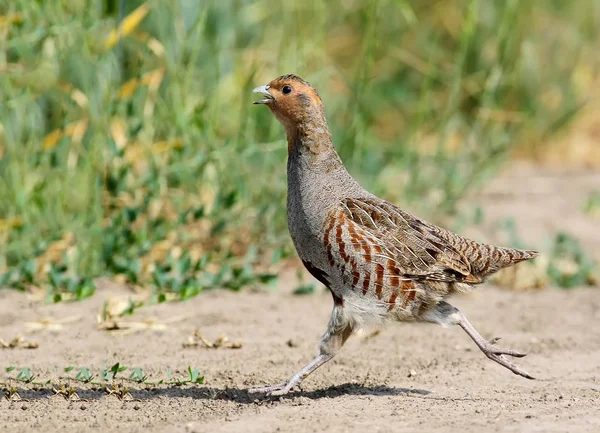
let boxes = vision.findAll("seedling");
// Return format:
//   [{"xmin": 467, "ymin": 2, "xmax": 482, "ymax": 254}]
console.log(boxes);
[
  {"xmin": 128, "ymin": 367, "xmax": 148, "ymax": 383},
  {"xmin": 187, "ymin": 366, "xmax": 205, "ymax": 385},
  {"xmin": 74, "ymin": 367, "xmax": 95, "ymax": 384},
  {"xmin": 103, "ymin": 362, "xmax": 128, "ymax": 381},
  {"xmin": 53, "ymin": 382, "xmax": 80, "ymax": 401},
  {"xmin": 105, "ymin": 382, "xmax": 132, "ymax": 400},
  {"xmin": 4, "ymin": 383, "xmax": 21, "ymax": 401},
  {"xmin": 16, "ymin": 367, "xmax": 35, "ymax": 384}
]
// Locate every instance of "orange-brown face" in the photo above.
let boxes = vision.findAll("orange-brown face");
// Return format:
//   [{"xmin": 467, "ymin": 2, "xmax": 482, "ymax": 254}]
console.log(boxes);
[{"xmin": 252, "ymin": 74, "xmax": 323, "ymax": 128}]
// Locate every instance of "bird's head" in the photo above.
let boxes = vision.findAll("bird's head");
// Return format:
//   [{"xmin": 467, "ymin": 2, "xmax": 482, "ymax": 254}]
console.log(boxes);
[{"xmin": 252, "ymin": 74, "xmax": 324, "ymax": 130}]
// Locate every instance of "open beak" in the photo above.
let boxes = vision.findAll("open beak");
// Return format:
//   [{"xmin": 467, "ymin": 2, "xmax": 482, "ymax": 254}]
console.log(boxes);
[{"xmin": 252, "ymin": 85, "xmax": 274, "ymax": 105}]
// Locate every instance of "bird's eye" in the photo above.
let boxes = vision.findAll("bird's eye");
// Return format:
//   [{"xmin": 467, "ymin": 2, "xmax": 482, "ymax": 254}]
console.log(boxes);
[{"xmin": 282, "ymin": 85, "xmax": 292, "ymax": 95}]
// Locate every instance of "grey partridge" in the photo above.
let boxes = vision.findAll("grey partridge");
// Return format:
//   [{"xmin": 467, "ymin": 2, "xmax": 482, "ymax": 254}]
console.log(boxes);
[{"xmin": 249, "ymin": 74, "xmax": 538, "ymax": 396}]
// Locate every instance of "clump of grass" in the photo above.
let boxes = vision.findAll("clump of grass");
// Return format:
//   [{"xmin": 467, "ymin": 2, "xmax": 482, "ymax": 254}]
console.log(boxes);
[{"xmin": 0, "ymin": 0, "xmax": 598, "ymax": 295}]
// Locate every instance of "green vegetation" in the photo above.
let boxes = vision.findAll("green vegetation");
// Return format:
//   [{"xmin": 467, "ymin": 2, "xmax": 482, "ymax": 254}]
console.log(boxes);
[
  {"xmin": 546, "ymin": 232, "xmax": 597, "ymax": 289},
  {"xmin": 0, "ymin": 0, "xmax": 598, "ymax": 297},
  {"xmin": 2, "ymin": 363, "xmax": 205, "ymax": 401}
]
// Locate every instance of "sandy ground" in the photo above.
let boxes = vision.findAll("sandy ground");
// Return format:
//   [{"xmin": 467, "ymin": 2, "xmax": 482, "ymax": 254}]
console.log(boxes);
[
  {"xmin": 1, "ymin": 285, "xmax": 599, "ymax": 433},
  {"xmin": 1, "ymin": 166, "xmax": 599, "ymax": 433}
]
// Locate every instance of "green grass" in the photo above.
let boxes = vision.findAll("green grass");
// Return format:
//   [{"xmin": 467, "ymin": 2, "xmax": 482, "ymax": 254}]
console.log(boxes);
[{"xmin": 0, "ymin": 0, "xmax": 598, "ymax": 297}]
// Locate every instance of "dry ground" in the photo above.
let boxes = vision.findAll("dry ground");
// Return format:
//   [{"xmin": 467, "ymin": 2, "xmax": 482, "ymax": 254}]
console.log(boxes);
[
  {"xmin": 1, "ymin": 166, "xmax": 599, "ymax": 433},
  {"xmin": 1, "ymin": 286, "xmax": 599, "ymax": 433}
]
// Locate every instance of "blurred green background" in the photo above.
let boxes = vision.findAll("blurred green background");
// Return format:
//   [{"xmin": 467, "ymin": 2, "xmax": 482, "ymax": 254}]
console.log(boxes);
[{"xmin": 0, "ymin": 0, "xmax": 598, "ymax": 301}]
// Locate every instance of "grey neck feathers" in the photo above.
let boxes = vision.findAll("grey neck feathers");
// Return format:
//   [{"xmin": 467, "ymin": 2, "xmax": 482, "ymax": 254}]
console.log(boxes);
[
  {"xmin": 286, "ymin": 115, "xmax": 343, "ymax": 172},
  {"xmin": 285, "ymin": 113, "xmax": 366, "ymax": 207}
]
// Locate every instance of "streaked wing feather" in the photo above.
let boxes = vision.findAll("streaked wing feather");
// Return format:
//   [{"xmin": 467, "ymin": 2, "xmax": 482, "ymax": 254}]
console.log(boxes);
[{"xmin": 340, "ymin": 198, "xmax": 475, "ymax": 283}]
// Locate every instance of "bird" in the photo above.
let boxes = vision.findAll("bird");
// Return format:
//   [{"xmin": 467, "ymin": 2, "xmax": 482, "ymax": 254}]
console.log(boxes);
[{"xmin": 249, "ymin": 74, "xmax": 538, "ymax": 396}]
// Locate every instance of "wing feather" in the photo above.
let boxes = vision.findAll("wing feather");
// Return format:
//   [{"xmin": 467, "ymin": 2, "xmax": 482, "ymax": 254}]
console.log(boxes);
[{"xmin": 340, "ymin": 198, "xmax": 477, "ymax": 284}]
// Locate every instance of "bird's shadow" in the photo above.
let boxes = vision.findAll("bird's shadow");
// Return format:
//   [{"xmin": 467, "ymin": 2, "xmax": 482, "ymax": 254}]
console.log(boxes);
[
  {"xmin": 7, "ymin": 383, "xmax": 431, "ymax": 404},
  {"xmin": 217, "ymin": 383, "xmax": 431, "ymax": 403},
  {"xmin": 138, "ymin": 382, "xmax": 432, "ymax": 403}
]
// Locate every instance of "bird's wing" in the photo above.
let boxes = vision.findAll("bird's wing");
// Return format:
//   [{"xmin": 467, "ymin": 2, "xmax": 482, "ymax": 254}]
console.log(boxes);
[{"xmin": 336, "ymin": 198, "xmax": 482, "ymax": 284}]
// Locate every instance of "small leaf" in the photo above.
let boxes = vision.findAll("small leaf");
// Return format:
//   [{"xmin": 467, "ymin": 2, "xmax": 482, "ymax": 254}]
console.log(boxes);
[
  {"xmin": 76, "ymin": 367, "xmax": 93, "ymax": 383},
  {"xmin": 42, "ymin": 128, "xmax": 63, "ymax": 150},
  {"xmin": 105, "ymin": 3, "xmax": 151, "ymax": 48},
  {"xmin": 187, "ymin": 366, "xmax": 198, "ymax": 382},
  {"xmin": 16, "ymin": 367, "xmax": 34, "ymax": 383},
  {"xmin": 129, "ymin": 367, "xmax": 147, "ymax": 383}
]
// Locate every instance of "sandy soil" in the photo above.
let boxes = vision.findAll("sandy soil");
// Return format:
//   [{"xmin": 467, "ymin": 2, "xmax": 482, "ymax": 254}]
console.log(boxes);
[
  {"xmin": 1, "ymin": 285, "xmax": 599, "ymax": 433},
  {"xmin": 1, "ymin": 166, "xmax": 599, "ymax": 433}
]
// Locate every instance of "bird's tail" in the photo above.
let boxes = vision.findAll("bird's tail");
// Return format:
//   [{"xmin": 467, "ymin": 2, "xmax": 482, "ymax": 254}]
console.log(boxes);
[{"xmin": 472, "ymin": 245, "xmax": 539, "ymax": 278}]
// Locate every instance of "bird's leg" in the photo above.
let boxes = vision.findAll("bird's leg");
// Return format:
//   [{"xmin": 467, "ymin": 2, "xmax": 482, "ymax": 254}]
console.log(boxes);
[
  {"xmin": 248, "ymin": 305, "xmax": 352, "ymax": 397},
  {"xmin": 247, "ymin": 353, "xmax": 334, "ymax": 396},
  {"xmin": 424, "ymin": 301, "xmax": 534, "ymax": 379}
]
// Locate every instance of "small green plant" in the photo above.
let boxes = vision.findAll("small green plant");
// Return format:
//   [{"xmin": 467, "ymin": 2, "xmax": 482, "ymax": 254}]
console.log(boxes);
[
  {"xmin": 1, "ymin": 362, "xmax": 208, "ymax": 400},
  {"xmin": 186, "ymin": 366, "xmax": 205, "ymax": 385},
  {"xmin": 546, "ymin": 232, "xmax": 597, "ymax": 288},
  {"xmin": 129, "ymin": 367, "xmax": 148, "ymax": 384},
  {"xmin": 2, "ymin": 366, "xmax": 50, "ymax": 387},
  {"xmin": 71, "ymin": 366, "xmax": 95, "ymax": 384},
  {"xmin": 102, "ymin": 362, "xmax": 128, "ymax": 381}
]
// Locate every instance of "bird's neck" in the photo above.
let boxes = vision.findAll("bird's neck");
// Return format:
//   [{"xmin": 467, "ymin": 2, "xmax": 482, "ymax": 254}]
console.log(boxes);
[{"xmin": 285, "ymin": 117, "xmax": 342, "ymax": 170}]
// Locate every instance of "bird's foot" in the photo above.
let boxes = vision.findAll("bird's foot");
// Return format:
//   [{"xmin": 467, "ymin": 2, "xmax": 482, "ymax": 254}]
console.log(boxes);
[
  {"xmin": 248, "ymin": 377, "xmax": 302, "ymax": 397},
  {"xmin": 480, "ymin": 337, "xmax": 534, "ymax": 379},
  {"xmin": 248, "ymin": 353, "xmax": 334, "ymax": 397}
]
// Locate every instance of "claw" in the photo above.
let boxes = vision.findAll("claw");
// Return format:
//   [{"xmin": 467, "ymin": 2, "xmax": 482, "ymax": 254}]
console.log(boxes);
[
  {"xmin": 488, "ymin": 337, "xmax": 501, "ymax": 345},
  {"xmin": 480, "ymin": 341, "xmax": 533, "ymax": 379},
  {"xmin": 248, "ymin": 353, "xmax": 334, "ymax": 397},
  {"xmin": 456, "ymin": 312, "xmax": 534, "ymax": 380},
  {"xmin": 486, "ymin": 337, "xmax": 526, "ymax": 358},
  {"xmin": 248, "ymin": 381, "xmax": 288, "ymax": 396},
  {"xmin": 485, "ymin": 352, "xmax": 535, "ymax": 379},
  {"xmin": 248, "ymin": 379, "xmax": 301, "ymax": 396},
  {"xmin": 488, "ymin": 345, "xmax": 527, "ymax": 358}
]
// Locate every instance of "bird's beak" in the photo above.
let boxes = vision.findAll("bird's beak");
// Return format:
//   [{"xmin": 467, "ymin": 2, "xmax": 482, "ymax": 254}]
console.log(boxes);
[{"xmin": 252, "ymin": 85, "xmax": 274, "ymax": 105}]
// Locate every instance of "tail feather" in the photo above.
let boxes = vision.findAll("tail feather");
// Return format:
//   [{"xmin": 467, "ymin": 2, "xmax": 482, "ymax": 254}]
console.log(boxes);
[{"xmin": 473, "ymin": 246, "xmax": 539, "ymax": 278}]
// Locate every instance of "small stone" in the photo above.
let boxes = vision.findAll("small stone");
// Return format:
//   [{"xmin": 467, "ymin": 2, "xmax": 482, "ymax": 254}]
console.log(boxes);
[
  {"xmin": 408, "ymin": 370, "xmax": 417, "ymax": 378},
  {"xmin": 287, "ymin": 339, "xmax": 298, "ymax": 348}
]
